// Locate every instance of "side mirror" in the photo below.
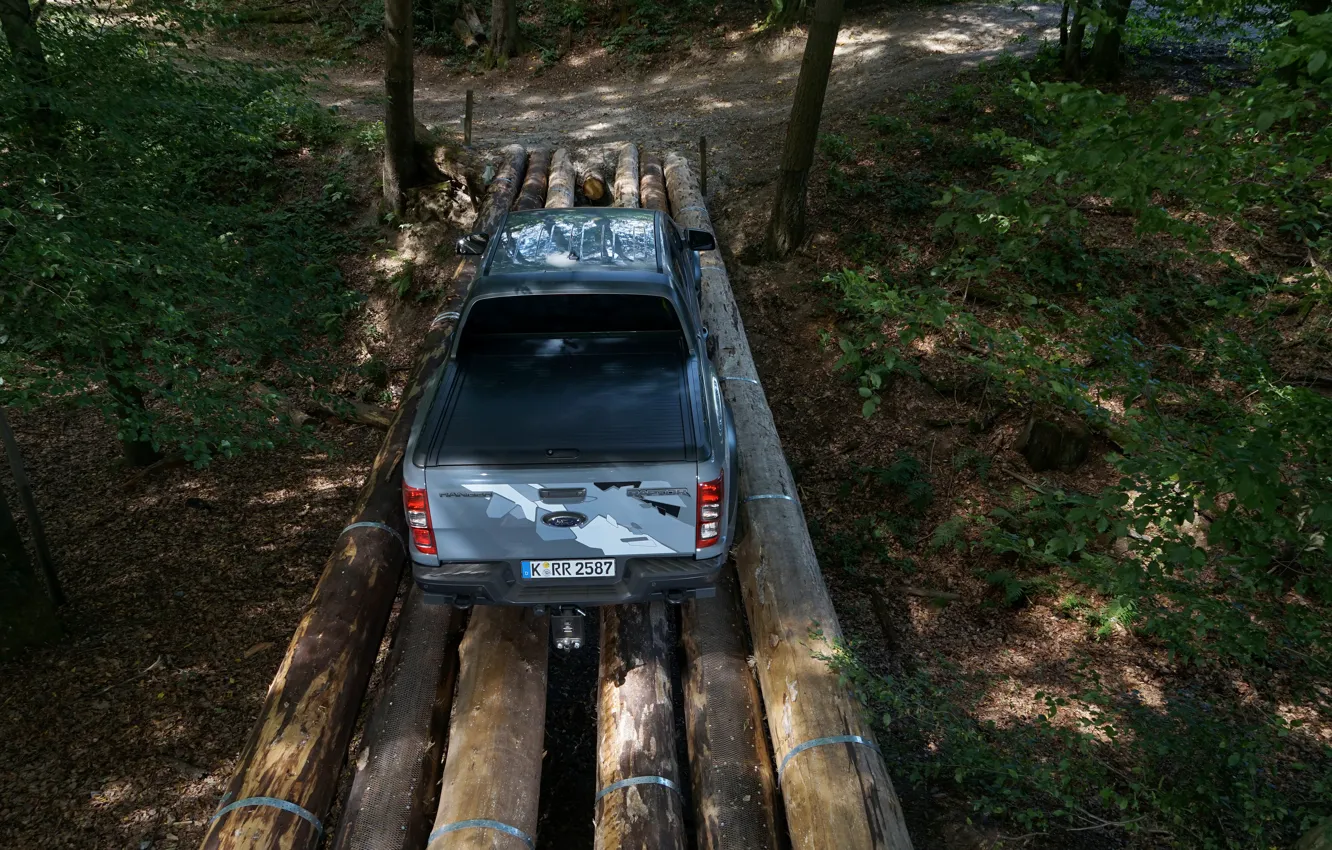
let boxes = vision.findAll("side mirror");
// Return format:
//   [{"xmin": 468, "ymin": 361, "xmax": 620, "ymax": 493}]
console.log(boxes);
[
  {"xmin": 687, "ymin": 228, "xmax": 716, "ymax": 252},
  {"xmin": 456, "ymin": 232, "xmax": 489, "ymax": 255}
]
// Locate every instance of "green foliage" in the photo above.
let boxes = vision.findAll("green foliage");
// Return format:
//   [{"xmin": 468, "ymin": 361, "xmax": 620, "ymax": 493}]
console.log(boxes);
[
  {"xmin": 602, "ymin": 0, "xmax": 711, "ymax": 60},
  {"xmin": 0, "ymin": 12, "xmax": 363, "ymax": 464},
  {"xmin": 833, "ymin": 646, "xmax": 1331, "ymax": 846}
]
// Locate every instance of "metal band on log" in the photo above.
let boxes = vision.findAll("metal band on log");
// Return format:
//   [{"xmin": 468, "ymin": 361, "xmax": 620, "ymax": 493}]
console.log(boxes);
[
  {"xmin": 612, "ymin": 143, "xmax": 640, "ymax": 208},
  {"xmin": 639, "ymin": 153, "xmax": 668, "ymax": 213},
  {"xmin": 515, "ymin": 148, "xmax": 552, "ymax": 211},
  {"xmin": 545, "ymin": 148, "xmax": 576, "ymax": 209},
  {"xmin": 595, "ymin": 602, "xmax": 686, "ymax": 850},
  {"xmin": 427, "ymin": 606, "xmax": 549, "ymax": 850},
  {"xmin": 663, "ymin": 152, "xmax": 914, "ymax": 850},
  {"xmin": 681, "ymin": 566, "xmax": 782, "ymax": 850},
  {"xmin": 329, "ymin": 586, "xmax": 465, "ymax": 850},
  {"xmin": 199, "ymin": 149, "xmax": 528, "ymax": 850}
]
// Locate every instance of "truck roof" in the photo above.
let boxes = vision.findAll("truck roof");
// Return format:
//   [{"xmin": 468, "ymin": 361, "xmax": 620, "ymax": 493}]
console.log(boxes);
[{"xmin": 481, "ymin": 208, "xmax": 668, "ymax": 281}]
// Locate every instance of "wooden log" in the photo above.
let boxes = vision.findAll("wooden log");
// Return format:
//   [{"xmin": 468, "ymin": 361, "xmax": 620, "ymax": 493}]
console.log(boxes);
[
  {"xmin": 580, "ymin": 157, "xmax": 610, "ymax": 205},
  {"xmin": 427, "ymin": 606, "xmax": 548, "ymax": 850},
  {"xmin": 330, "ymin": 586, "xmax": 464, "ymax": 850},
  {"xmin": 663, "ymin": 152, "xmax": 914, "ymax": 850},
  {"xmin": 612, "ymin": 143, "xmax": 640, "ymax": 208},
  {"xmin": 639, "ymin": 153, "xmax": 667, "ymax": 213},
  {"xmin": 515, "ymin": 147, "xmax": 552, "ymax": 211},
  {"xmin": 681, "ymin": 566, "xmax": 782, "ymax": 850},
  {"xmin": 476, "ymin": 144, "xmax": 527, "ymax": 237},
  {"xmin": 545, "ymin": 148, "xmax": 576, "ymax": 209},
  {"xmin": 595, "ymin": 602, "xmax": 686, "ymax": 850},
  {"xmin": 199, "ymin": 162, "xmax": 526, "ymax": 850}
]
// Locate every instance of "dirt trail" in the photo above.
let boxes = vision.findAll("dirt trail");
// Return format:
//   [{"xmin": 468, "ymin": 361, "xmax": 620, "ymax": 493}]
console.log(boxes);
[{"xmin": 318, "ymin": 1, "xmax": 1061, "ymax": 189}]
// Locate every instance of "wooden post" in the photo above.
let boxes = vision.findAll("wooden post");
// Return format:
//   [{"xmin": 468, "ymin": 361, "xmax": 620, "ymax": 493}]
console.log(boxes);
[
  {"xmin": 0, "ymin": 408, "xmax": 62, "ymax": 604},
  {"xmin": 427, "ymin": 606, "xmax": 548, "ymax": 850},
  {"xmin": 639, "ymin": 153, "xmax": 667, "ymax": 213},
  {"xmin": 699, "ymin": 135, "xmax": 707, "ymax": 197},
  {"xmin": 545, "ymin": 148, "xmax": 576, "ymax": 209},
  {"xmin": 199, "ymin": 157, "xmax": 527, "ymax": 850},
  {"xmin": 515, "ymin": 148, "xmax": 552, "ymax": 210},
  {"xmin": 595, "ymin": 603, "xmax": 686, "ymax": 850},
  {"xmin": 681, "ymin": 566, "xmax": 782, "ymax": 850},
  {"xmin": 476, "ymin": 144, "xmax": 527, "ymax": 236},
  {"xmin": 663, "ymin": 152, "xmax": 914, "ymax": 850},
  {"xmin": 464, "ymin": 89, "xmax": 473, "ymax": 146},
  {"xmin": 612, "ymin": 143, "xmax": 640, "ymax": 208}
]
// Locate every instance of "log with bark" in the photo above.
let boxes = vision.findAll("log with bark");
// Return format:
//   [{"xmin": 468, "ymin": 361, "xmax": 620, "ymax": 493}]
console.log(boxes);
[
  {"xmin": 427, "ymin": 606, "xmax": 548, "ymax": 850},
  {"xmin": 545, "ymin": 148, "xmax": 576, "ymax": 209},
  {"xmin": 476, "ymin": 144, "xmax": 528, "ymax": 236},
  {"xmin": 595, "ymin": 603, "xmax": 686, "ymax": 850},
  {"xmin": 664, "ymin": 152, "xmax": 914, "ymax": 850},
  {"xmin": 639, "ymin": 153, "xmax": 668, "ymax": 212},
  {"xmin": 452, "ymin": 3, "xmax": 486, "ymax": 49},
  {"xmin": 515, "ymin": 147, "xmax": 552, "ymax": 210},
  {"xmin": 612, "ymin": 143, "xmax": 640, "ymax": 208},
  {"xmin": 198, "ymin": 158, "xmax": 527, "ymax": 850},
  {"xmin": 579, "ymin": 154, "xmax": 610, "ymax": 205},
  {"xmin": 681, "ymin": 566, "xmax": 782, "ymax": 850}
]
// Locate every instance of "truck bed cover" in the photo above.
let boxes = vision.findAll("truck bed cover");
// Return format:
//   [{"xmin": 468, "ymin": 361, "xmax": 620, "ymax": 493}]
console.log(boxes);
[{"xmin": 423, "ymin": 332, "xmax": 696, "ymax": 466}]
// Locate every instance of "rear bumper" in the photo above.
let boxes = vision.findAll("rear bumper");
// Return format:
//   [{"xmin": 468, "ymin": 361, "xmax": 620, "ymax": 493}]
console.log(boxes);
[{"xmin": 412, "ymin": 553, "xmax": 723, "ymax": 607}]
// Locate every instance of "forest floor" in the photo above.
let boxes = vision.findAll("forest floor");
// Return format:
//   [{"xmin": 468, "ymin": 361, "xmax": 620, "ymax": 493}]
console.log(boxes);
[{"xmin": 7, "ymin": 2, "xmax": 1313, "ymax": 849}]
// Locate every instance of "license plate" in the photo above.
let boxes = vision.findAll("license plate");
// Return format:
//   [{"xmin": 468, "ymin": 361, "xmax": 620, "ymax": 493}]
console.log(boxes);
[{"xmin": 522, "ymin": 559, "xmax": 616, "ymax": 579}]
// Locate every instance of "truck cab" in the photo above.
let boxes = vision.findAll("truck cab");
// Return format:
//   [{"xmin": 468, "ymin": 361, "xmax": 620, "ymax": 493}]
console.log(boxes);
[{"xmin": 402, "ymin": 208, "xmax": 737, "ymax": 647}]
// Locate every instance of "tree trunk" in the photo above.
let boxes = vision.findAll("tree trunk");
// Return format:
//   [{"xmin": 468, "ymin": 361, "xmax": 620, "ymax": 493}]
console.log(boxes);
[
  {"xmin": 765, "ymin": 0, "xmax": 844, "ymax": 258},
  {"xmin": 384, "ymin": 0, "xmax": 418, "ymax": 215},
  {"xmin": 487, "ymin": 0, "xmax": 517, "ymax": 65},
  {"xmin": 0, "ymin": 407, "xmax": 62, "ymax": 604},
  {"xmin": 1088, "ymin": 0, "xmax": 1132, "ymax": 80},
  {"xmin": 0, "ymin": 487, "xmax": 60, "ymax": 660},
  {"xmin": 515, "ymin": 147, "xmax": 552, "ymax": 210},
  {"xmin": 667, "ymin": 154, "xmax": 915, "ymax": 850},
  {"xmin": 595, "ymin": 603, "xmax": 686, "ymax": 850},
  {"xmin": 107, "ymin": 372, "xmax": 162, "ymax": 467},
  {"xmin": 612, "ymin": 143, "xmax": 640, "ymax": 208},
  {"xmin": 545, "ymin": 148, "xmax": 576, "ymax": 209},
  {"xmin": 1063, "ymin": 0, "xmax": 1087, "ymax": 78},
  {"xmin": 639, "ymin": 153, "xmax": 668, "ymax": 212},
  {"xmin": 0, "ymin": 0, "xmax": 54, "ymax": 135}
]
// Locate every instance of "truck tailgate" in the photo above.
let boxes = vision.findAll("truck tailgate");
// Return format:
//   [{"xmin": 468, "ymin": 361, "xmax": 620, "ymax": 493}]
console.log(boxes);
[{"xmin": 424, "ymin": 333, "xmax": 695, "ymax": 467}]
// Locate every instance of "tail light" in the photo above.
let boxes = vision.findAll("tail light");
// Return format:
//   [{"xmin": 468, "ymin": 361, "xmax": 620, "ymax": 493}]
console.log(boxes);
[
  {"xmin": 697, "ymin": 473, "xmax": 723, "ymax": 549},
  {"xmin": 403, "ymin": 483, "xmax": 437, "ymax": 555}
]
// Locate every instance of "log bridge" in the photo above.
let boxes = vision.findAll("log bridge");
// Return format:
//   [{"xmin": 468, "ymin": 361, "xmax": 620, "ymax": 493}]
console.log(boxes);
[{"xmin": 198, "ymin": 143, "xmax": 914, "ymax": 850}]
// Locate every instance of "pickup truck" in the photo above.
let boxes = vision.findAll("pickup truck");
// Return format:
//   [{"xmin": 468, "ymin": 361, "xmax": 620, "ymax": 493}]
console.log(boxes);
[{"xmin": 402, "ymin": 207, "xmax": 738, "ymax": 648}]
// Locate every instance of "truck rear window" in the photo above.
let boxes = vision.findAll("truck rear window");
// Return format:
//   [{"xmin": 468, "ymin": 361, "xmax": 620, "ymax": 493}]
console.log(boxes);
[
  {"xmin": 489, "ymin": 212, "xmax": 658, "ymax": 274},
  {"xmin": 462, "ymin": 294, "xmax": 682, "ymax": 337}
]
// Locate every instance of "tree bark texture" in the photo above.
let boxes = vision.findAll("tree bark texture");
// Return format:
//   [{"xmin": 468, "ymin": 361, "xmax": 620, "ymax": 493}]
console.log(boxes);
[
  {"xmin": 639, "ymin": 153, "xmax": 668, "ymax": 213},
  {"xmin": 384, "ymin": 0, "xmax": 418, "ymax": 215},
  {"xmin": 195, "ymin": 254, "xmax": 510, "ymax": 850},
  {"xmin": 476, "ymin": 144, "xmax": 528, "ymax": 235},
  {"xmin": 765, "ymin": 0, "xmax": 844, "ymax": 258},
  {"xmin": 666, "ymin": 153, "xmax": 914, "ymax": 850},
  {"xmin": 427, "ymin": 606, "xmax": 548, "ymax": 850},
  {"xmin": 767, "ymin": 0, "xmax": 808, "ymax": 27},
  {"xmin": 488, "ymin": 0, "xmax": 517, "ymax": 64},
  {"xmin": 612, "ymin": 143, "xmax": 640, "ymax": 208},
  {"xmin": 1062, "ymin": 0, "xmax": 1088, "ymax": 77},
  {"xmin": 681, "ymin": 566, "xmax": 782, "ymax": 850},
  {"xmin": 0, "ymin": 487, "xmax": 60, "ymax": 660},
  {"xmin": 1088, "ymin": 0, "xmax": 1132, "ymax": 80},
  {"xmin": 595, "ymin": 603, "xmax": 686, "ymax": 850},
  {"xmin": 0, "ymin": 407, "xmax": 62, "ymax": 604},
  {"xmin": 0, "ymin": 0, "xmax": 54, "ymax": 133},
  {"xmin": 545, "ymin": 148, "xmax": 576, "ymax": 209},
  {"xmin": 515, "ymin": 147, "xmax": 552, "ymax": 210}
]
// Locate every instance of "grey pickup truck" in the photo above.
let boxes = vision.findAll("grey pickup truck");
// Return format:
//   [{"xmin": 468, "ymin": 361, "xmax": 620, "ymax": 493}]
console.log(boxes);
[{"xmin": 402, "ymin": 207, "xmax": 738, "ymax": 648}]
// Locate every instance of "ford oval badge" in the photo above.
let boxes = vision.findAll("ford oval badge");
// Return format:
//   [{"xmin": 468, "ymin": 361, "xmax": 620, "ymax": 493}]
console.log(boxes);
[{"xmin": 542, "ymin": 511, "xmax": 588, "ymax": 528}]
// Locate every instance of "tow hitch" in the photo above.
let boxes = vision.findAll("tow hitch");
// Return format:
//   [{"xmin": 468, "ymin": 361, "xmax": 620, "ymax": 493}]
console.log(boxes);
[{"xmin": 550, "ymin": 606, "xmax": 586, "ymax": 651}]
